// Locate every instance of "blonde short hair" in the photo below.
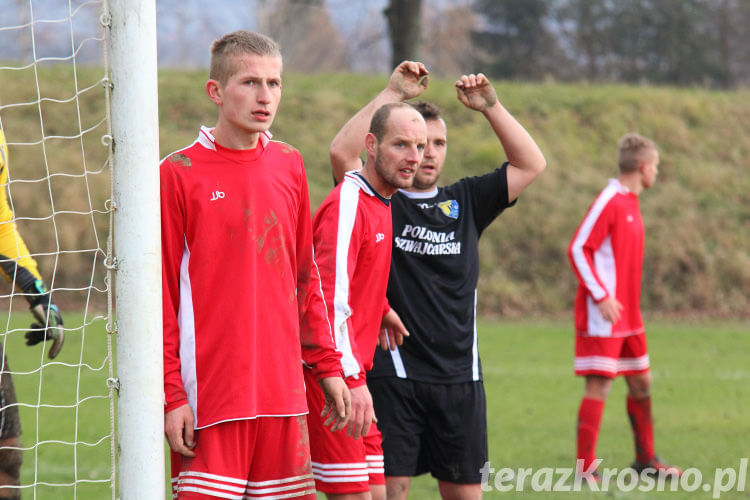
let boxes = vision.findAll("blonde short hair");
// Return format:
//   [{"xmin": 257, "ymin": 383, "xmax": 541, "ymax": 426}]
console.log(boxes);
[
  {"xmin": 617, "ymin": 133, "xmax": 657, "ymax": 173},
  {"xmin": 209, "ymin": 31, "xmax": 281, "ymax": 85}
]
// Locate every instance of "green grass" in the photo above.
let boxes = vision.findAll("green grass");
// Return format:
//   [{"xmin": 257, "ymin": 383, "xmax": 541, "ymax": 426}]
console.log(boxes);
[
  {"xmin": 1, "ymin": 311, "xmax": 114, "ymax": 500},
  {"xmin": 405, "ymin": 319, "xmax": 750, "ymax": 499},
  {"xmin": 2, "ymin": 315, "xmax": 748, "ymax": 499}
]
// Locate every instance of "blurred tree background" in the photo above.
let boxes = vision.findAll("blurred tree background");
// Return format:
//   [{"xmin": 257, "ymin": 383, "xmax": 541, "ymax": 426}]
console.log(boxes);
[{"xmin": 2, "ymin": 0, "xmax": 749, "ymax": 87}]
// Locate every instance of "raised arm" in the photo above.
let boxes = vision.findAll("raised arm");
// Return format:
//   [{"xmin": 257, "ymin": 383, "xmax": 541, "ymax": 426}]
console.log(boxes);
[
  {"xmin": 330, "ymin": 60, "xmax": 429, "ymax": 183},
  {"xmin": 455, "ymin": 73, "xmax": 546, "ymax": 202}
]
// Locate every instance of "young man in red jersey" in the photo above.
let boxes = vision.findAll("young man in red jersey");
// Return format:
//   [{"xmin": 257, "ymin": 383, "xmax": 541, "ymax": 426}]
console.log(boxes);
[
  {"xmin": 160, "ymin": 30, "xmax": 349, "ymax": 499},
  {"xmin": 306, "ymin": 102, "xmax": 427, "ymax": 499},
  {"xmin": 568, "ymin": 133, "xmax": 681, "ymax": 481}
]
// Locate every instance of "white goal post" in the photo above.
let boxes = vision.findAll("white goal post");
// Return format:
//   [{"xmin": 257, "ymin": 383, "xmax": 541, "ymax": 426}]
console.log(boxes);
[
  {"xmin": 0, "ymin": 0, "xmax": 163, "ymax": 498},
  {"xmin": 107, "ymin": 0, "xmax": 164, "ymax": 499}
]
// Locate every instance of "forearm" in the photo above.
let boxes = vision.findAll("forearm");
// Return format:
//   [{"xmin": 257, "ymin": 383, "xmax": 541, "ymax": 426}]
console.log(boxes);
[
  {"xmin": 568, "ymin": 243, "xmax": 608, "ymax": 302},
  {"xmin": 330, "ymin": 87, "xmax": 406, "ymax": 183},
  {"xmin": 0, "ymin": 221, "xmax": 44, "ymax": 299},
  {"xmin": 301, "ymin": 332, "xmax": 344, "ymax": 381},
  {"xmin": 298, "ymin": 266, "xmax": 343, "ymax": 379},
  {"xmin": 483, "ymin": 102, "xmax": 546, "ymax": 177}
]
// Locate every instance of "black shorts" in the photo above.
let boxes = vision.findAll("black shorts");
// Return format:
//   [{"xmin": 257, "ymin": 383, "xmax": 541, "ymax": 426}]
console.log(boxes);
[
  {"xmin": 368, "ymin": 377, "xmax": 487, "ymax": 484},
  {"xmin": 0, "ymin": 354, "xmax": 21, "ymax": 440}
]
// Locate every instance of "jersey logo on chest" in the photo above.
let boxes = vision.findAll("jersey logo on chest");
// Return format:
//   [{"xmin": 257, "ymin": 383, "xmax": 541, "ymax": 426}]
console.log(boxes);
[
  {"xmin": 210, "ymin": 190, "xmax": 225, "ymax": 201},
  {"xmin": 438, "ymin": 199, "xmax": 459, "ymax": 219}
]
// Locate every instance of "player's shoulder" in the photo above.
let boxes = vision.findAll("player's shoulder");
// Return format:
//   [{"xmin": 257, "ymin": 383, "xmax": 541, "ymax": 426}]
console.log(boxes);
[
  {"xmin": 584, "ymin": 181, "xmax": 631, "ymax": 223},
  {"xmin": 464, "ymin": 163, "xmax": 508, "ymax": 182},
  {"xmin": 265, "ymin": 140, "xmax": 304, "ymax": 177},
  {"xmin": 161, "ymin": 138, "xmax": 203, "ymax": 166},
  {"xmin": 605, "ymin": 188, "xmax": 630, "ymax": 205},
  {"xmin": 316, "ymin": 174, "xmax": 373, "ymax": 219},
  {"xmin": 340, "ymin": 171, "xmax": 373, "ymax": 197},
  {"xmin": 160, "ymin": 150, "xmax": 197, "ymax": 183},
  {"xmin": 441, "ymin": 173, "xmax": 479, "ymax": 201},
  {"xmin": 267, "ymin": 139, "xmax": 300, "ymax": 156},
  {"xmin": 602, "ymin": 178, "xmax": 629, "ymax": 196},
  {"xmin": 315, "ymin": 180, "xmax": 345, "ymax": 212},
  {"xmin": 162, "ymin": 150, "xmax": 194, "ymax": 168}
]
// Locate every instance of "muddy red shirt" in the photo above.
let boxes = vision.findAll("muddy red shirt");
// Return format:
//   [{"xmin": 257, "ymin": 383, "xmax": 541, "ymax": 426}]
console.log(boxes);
[{"xmin": 161, "ymin": 127, "xmax": 341, "ymax": 428}]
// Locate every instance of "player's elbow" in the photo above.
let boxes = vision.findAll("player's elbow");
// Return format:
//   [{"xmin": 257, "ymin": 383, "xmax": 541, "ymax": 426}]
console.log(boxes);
[
  {"xmin": 566, "ymin": 247, "xmax": 576, "ymax": 268},
  {"xmin": 567, "ymin": 242, "xmax": 582, "ymax": 267},
  {"xmin": 530, "ymin": 152, "xmax": 547, "ymax": 176},
  {"xmin": 329, "ymin": 144, "xmax": 350, "ymax": 184},
  {"xmin": 330, "ymin": 144, "xmax": 361, "ymax": 184},
  {"xmin": 329, "ymin": 144, "xmax": 345, "ymax": 168}
]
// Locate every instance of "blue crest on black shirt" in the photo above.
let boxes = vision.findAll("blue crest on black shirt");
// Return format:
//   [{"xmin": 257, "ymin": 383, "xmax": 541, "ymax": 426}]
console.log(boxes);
[{"xmin": 438, "ymin": 200, "xmax": 459, "ymax": 219}]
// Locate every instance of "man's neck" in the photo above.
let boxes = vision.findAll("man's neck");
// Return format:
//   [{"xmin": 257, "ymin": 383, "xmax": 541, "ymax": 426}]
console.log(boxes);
[
  {"xmin": 212, "ymin": 122, "xmax": 260, "ymax": 150},
  {"xmin": 403, "ymin": 184, "xmax": 438, "ymax": 194},
  {"xmin": 360, "ymin": 161, "xmax": 395, "ymax": 199},
  {"xmin": 618, "ymin": 172, "xmax": 643, "ymax": 196}
]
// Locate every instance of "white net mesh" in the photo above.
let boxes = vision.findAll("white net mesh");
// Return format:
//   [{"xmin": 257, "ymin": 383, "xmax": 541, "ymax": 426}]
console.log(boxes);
[{"xmin": 0, "ymin": 1, "xmax": 115, "ymax": 498}]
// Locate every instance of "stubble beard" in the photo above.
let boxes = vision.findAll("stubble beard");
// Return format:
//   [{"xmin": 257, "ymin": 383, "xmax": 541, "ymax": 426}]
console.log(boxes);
[
  {"xmin": 374, "ymin": 149, "xmax": 413, "ymax": 190},
  {"xmin": 412, "ymin": 171, "xmax": 438, "ymax": 191}
]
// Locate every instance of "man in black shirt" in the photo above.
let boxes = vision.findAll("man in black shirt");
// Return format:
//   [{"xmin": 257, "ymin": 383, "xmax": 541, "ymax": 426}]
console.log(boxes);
[{"xmin": 330, "ymin": 62, "xmax": 546, "ymax": 499}]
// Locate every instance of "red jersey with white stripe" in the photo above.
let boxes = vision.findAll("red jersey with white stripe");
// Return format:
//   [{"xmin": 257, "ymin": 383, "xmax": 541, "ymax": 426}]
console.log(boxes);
[
  {"xmin": 312, "ymin": 171, "xmax": 392, "ymax": 388},
  {"xmin": 161, "ymin": 127, "xmax": 342, "ymax": 429},
  {"xmin": 568, "ymin": 178, "xmax": 645, "ymax": 337}
]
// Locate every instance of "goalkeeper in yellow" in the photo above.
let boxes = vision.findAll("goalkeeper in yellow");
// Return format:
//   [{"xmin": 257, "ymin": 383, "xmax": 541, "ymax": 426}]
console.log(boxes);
[{"xmin": 0, "ymin": 124, "xmax": 63, "ymax": 498}]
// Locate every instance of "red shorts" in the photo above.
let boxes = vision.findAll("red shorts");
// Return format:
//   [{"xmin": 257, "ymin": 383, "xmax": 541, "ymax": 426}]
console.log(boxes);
[
  {"xmin": 575, "ymin": 332, "xmax": 650, "ymax": 378},
  {"xmin": 170, "ymin": 416, "xmax": 316, "ymax": 499},
  {"xmin": 304, "ymin": 368, "xmax": 385, "ymax": 494}
]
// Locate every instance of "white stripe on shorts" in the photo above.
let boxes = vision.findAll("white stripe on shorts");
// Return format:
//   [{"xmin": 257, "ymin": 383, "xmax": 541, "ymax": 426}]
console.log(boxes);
[
  {"xmin": 575, "ymin": 354, "xmax": 650, "ymax": 375},
  {"xmin": 172, "ymin": 471, "xmax": 315, "ymax": 499},
  {"xmin": 311, "ymin": 461, "xmax": 369, "ymax": 483}
]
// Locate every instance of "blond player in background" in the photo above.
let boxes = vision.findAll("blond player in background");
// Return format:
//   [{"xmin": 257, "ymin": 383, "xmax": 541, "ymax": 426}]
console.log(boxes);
[{"xmin": 568, "ymin": 133, "xmax": 681, "ymax": 482}]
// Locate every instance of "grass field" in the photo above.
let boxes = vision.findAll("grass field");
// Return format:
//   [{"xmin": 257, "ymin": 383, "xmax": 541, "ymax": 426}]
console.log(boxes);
[
  {"xmin": 2, "ymin": 313, "xmax": 747, "ymax": 499},
  {"xmin": 407, "ymin": 319, "xmax": 750, "ymax": 499},
  {"xmin": 1, "ymin": 311, "xmax": 114, "ymax": 500}
]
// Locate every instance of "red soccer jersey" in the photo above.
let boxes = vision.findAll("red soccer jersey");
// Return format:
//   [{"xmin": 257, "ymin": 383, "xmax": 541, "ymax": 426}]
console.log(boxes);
[
  {"xmin": 568, "ymin": 178, "xmax": 645, "ymax": 337},
  {"xmin": 161, "ymin": 127, "xmax": 341, "ymax": 428},
  {"xmin": 312, "ymin": 171, "xmax": 392, "ymax": 388}
]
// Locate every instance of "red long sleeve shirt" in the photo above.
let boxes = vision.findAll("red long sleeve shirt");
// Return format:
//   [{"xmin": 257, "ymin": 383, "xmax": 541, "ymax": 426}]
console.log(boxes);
[
  {"xmin": 568, "ymin": 178, "xmax": 645, "ymax": 337},
  {"xmin": 161, "ymin": 127, "xmax": 341, "ymax": 428},
  {"xmin": 312, "ymin": 172, "xmax": 392, "ymax": 388}
]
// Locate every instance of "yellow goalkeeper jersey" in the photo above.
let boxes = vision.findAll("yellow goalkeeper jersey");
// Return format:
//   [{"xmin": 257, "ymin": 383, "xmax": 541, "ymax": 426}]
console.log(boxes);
[{"xmin": 0, "ymin": 126, "xmax": 43, "ymax": 284}]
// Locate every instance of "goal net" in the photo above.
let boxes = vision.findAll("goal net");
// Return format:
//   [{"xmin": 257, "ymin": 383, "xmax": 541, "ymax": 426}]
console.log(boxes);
[{"xmin": 0, "ymin": 1, "xmax": 163, "ymax": 499}]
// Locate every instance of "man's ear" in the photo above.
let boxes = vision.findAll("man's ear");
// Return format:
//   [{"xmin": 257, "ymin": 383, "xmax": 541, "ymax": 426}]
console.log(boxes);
[
  {"xmin": 365, "ymin": 132, "xmax": 378, "ymax": 157},
  {"xmin": 206, "ymin": 79, "xmax": 222, "ymax": 106},
  {"xmin": 637, "ymin": 160, "xmax": 648, "ymax": 175}
]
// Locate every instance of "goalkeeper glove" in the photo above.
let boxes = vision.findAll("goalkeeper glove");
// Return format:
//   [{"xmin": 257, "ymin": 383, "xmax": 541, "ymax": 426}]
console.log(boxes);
[{"xmin": 24, "ymin": 281, "xmax": 65, "ymax": 359}]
